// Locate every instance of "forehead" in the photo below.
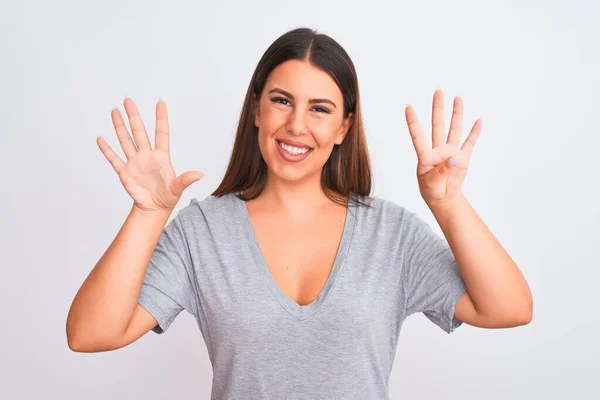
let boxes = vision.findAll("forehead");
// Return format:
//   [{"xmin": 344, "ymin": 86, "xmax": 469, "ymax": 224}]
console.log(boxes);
[{"xmin": 264, "ymin": 59, "xmax": 342, "ymax": 101}]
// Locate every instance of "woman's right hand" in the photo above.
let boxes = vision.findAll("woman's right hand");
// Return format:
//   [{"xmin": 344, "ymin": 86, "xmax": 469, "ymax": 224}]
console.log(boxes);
[{"xmin": 97, "ymin": 97, "xmax": 204, "ymax": 213}]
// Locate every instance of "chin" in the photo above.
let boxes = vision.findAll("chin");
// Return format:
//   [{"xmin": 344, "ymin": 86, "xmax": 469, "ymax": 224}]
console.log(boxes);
[
  {"xmin": 267, "ymin": 163, "xmax": 309, "ymax": 182},
  {"xmin": 267, "ymin": 158, "xmax": 320, "ymax": 184}
]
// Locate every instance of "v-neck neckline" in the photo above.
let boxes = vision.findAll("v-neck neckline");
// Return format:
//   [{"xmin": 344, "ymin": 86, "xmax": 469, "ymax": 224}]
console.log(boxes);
[{"xmin": 233, "ymin": 192, "xmax": 357, "ymax": 321}]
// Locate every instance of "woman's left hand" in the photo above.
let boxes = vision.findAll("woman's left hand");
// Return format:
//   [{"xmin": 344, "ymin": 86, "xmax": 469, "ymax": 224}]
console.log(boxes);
[{"xmin": 405, "ymin": 89, "xmax": 483, "ymax": 206}]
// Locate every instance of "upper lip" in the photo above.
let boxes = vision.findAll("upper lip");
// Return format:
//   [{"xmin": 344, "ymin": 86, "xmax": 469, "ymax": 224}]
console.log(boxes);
[{"xmin": 276, "ymin": 138, "xmax": 313, "ymax": 149}]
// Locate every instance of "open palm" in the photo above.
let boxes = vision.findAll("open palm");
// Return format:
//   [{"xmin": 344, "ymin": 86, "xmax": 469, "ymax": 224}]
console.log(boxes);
[
  {"xmin": 405, "ymin": 89, "xmax": 482, "ymax": 205},
  {"xmin": 96, "ymin": 98, "xmax": 203, "ymax": 212}
]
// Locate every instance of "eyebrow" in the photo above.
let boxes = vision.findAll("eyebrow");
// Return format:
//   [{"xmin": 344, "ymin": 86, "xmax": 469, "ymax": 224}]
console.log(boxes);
[{"xmin": 267, "ymin": 88, "xmax": 337, "ymax": 109}]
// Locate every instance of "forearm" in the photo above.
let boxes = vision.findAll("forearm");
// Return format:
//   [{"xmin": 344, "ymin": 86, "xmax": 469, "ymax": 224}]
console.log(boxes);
[
  {"xmin": 427, "ymin": 194, "xmax": 533, "ymax": 321},
  {"xmin": 66, "ymin": 205, "xmax": 171, "ymax": 346}
]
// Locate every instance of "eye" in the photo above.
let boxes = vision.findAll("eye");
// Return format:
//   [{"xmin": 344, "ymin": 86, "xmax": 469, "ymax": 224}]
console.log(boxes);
[
  {"xmin": 270, "ymin": 96, "xmax": 290, "ymax": 106},
  {"xmin": 269, "ymin": 97, "xmax": 331, "ymax": 114},
  {"xmin": 312, "ymin": 106, "xmax": 331, "ymax": 114}
]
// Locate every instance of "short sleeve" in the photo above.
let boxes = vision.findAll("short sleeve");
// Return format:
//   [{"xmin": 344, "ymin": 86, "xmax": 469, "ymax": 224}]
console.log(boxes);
[
  {"xmin": 401, "ymin": 209, "xmax": 467, "ymax": 334},
  {"xmin": 137, "ymin": 213, "xmax": 198, "ymax": 334}
]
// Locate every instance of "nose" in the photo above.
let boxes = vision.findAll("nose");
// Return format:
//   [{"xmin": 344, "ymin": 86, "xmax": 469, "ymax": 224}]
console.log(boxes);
[{"xmin": 286, "ymin": 107, "xmax": 308, "ymax": 136}]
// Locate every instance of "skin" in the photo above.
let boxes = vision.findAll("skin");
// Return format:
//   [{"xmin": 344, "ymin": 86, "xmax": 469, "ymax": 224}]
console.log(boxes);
[
  {"xmin": 242, "ymin": 59, "xmax": 356, "ymax": 306},
  {"xmin": 69, "ymin": 99, "xmax": 205, "ymax": 352},
  {"xmin": 405, "ymin": 91, "xmax": 533, "ymax": 327},
  {"xmin": 66, "ymin": 53, "xmax": 532, "ymax": 354},
  {"xmin": 251, "ymin": 61, "xmax": 534, "ymax": 327},
  {"xmin": 250, "ymin": 59, "xmax": 353, "ymax": 215}
]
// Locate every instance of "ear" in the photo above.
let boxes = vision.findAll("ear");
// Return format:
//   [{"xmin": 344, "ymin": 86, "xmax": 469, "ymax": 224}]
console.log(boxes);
[
  {"xmin": 253, "ymin": 93, "xmax": 260, "ymax": 128},
  {"xmin": 335, "ymin": 112, "xmax": 354, "ymax": 145}
]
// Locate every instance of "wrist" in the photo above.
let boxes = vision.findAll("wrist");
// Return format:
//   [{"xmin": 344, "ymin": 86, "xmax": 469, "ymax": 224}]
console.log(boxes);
[
  {"xmin": 425, "ymin": 192, "xmax": 466, "ymax": 212},
  {"xmin": 131, "ymin": 204, "xmax": 173, "ymax": 220}
]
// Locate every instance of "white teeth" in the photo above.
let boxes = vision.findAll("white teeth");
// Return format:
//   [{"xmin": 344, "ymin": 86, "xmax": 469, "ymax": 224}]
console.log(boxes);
[{"xmin": 278, "ymin": 140, "xmax": 310, "ymax": 155}]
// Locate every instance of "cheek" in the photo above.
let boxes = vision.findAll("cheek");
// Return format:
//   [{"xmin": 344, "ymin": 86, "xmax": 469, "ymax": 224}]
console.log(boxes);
[
  {"xmin": 259, "ymin": 104, "xmax": 286, "ymax": 128},
  {"xmin": 311, "ymin": 120, "xmax": 342, "ymax": 147}
]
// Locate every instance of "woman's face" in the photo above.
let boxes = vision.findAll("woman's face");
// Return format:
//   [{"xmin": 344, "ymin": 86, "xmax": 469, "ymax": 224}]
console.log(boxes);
[{"xmin": 253, "ymin": 59, "xmax": 353, "ymax": 183}]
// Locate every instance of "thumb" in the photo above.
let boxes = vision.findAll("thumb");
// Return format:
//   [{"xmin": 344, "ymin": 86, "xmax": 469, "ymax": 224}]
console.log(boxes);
[
  {"xmin": 172, "ymin": 170, "xmax": 204, "ymax": 198},
  {"xmin": 437, "ymin": 154, "xmax": 459, "ymax": 176}
]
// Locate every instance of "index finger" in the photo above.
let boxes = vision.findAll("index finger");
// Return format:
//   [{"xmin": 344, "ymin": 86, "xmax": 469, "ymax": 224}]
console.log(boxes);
[{"xmin": 405, "ymin": 105, "xmax": 429, "ymax": 160}]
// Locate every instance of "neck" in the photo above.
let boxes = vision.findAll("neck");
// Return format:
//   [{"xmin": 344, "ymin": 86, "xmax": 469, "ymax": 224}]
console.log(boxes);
[{"xmin": 256, "ymin": 170, "xmax": 337, "ymax": 215}]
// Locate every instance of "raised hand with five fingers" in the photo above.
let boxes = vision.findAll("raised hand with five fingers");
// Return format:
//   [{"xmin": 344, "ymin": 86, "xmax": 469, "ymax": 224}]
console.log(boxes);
[
  {"xmin": 405, "ymin": 89, "xmax": 482, "ymax": 206},
  {"xmin": 96, "ymin": 98, "xmax": 204, "ymax": 212}
]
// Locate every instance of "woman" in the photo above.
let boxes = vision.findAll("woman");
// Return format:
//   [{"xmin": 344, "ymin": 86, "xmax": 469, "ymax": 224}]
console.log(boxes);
[{"xmin": 67, "ymin": 27, "xmax": 533, "ymax": 398}]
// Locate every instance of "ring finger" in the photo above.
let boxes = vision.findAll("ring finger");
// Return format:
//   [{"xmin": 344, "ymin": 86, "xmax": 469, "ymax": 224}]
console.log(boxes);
[{"xmin": 111, "ymin": 107, "xmax": 137, "ymax": 159}]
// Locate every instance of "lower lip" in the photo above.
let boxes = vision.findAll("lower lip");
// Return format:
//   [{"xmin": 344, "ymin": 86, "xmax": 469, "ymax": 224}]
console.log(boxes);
[{"xmin": 275, "ymin": 140, "xmax": 313, "ymax": 162}]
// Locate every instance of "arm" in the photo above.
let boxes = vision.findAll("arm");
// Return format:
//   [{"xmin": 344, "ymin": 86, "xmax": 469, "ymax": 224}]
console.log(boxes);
[
  {"xmin": 404, "ymin": 90, "xmax": 533, "ymax": 329},
  {"xmin": 66, "ymin": 205, "xmax": 171, "ymax": 352},
  {"xmin": 428, "ymin": 194, "xmax": 533, "ymax": 327},
  {"xmin": 69, "ymin": 97, "xmax": 203, "ymax": 351}
]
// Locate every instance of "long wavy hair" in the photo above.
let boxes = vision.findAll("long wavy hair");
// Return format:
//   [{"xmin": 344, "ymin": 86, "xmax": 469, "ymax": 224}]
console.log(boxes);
[{"xmin": 211, "ymin": 27, "xmax": 374, "ymax": 208}]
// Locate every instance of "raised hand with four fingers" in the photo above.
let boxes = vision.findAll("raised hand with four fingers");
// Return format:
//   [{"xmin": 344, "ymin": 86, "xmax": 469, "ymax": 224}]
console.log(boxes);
[{"xmin": 405, "ymin": 89, "xmax": 482, "ymax": 206}]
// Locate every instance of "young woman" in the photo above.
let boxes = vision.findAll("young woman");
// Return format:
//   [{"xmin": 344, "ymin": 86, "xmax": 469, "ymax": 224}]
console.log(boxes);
[{"xmin": 67, "ymin": 27, "xmax": 533, "ymax": 398}]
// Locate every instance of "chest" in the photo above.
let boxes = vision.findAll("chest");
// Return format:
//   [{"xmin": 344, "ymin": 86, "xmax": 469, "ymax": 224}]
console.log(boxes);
[{"xmin": 248, "ymin": 206, "xmax": 347, "ymax": 307}]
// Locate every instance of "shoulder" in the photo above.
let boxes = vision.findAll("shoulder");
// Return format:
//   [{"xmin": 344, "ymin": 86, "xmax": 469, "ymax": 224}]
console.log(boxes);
[
  {"xmin": 356, "ymin": 195, "xmax": 431, "ymax": 236},
  {"xmin": 356, "ymin": 195, "xmax": 411, "ymax": 221},
  {"xmin": 175, "ymin": 192, "xmax": 238, "ymax": 224}
]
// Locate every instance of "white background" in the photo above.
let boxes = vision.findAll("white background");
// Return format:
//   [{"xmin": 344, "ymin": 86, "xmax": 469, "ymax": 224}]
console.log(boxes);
[{"xmin": 1, "ymin": 0, "xmax": 598, "ymax": 398}]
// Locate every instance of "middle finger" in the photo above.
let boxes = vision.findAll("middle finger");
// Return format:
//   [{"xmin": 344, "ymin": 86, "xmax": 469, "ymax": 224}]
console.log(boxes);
[
  {"xmin": 447, "ymin": 96, "xmax": 463, "ymax": 146},
  {"xmin": 124, "ymin": 97, "xmax": 152, "ymax": 151},
  {"xmin": 431, "ymin": 89, "xmax": 446, "ymax": 148}
]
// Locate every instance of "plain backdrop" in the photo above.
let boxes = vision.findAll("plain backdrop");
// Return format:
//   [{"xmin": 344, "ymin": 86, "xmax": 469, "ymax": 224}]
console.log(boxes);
[{"xmin": 1, "ymin": 0, "xmax": 598, "ymax": 399}]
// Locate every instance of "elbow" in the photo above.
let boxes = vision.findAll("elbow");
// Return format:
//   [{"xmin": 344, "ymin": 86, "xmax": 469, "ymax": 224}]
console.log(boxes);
[
  {"xmin": 66, "ymin": 318, "xmax": 97, "ymax": 353},
  {"xmin": 66, "ymin": 317, "xmax": 82, "ymax": 352},
  {"xmin": 66, "ymin": 326, "xmax": 85, "ymax": 352},
  {"xmin": 66, "ymin": 325, "xmax": 88, "ymax": 353},
  {"xmin": 66, "ymin": 313, "xmax": 88, "ymax": 352},
  {"xmin": 477, "ymin": 298, "xmax": 533, "ymax": 328},
  {"xmin": 517, "ymin": 297, "xmax": 534, "ymax": 326},
  {"xmin": 520, "ymin": 282, "xmax": 534, "ymax": 325},
  {"xmin": 66, "ymin": 333, "xmax": 110, "ymax": 353},
  {"xmin": 517, "ymin": 311, "xmax": 532, "ymax": 326},
  {"xmin": 67, "ymin": 335, "xmax": 84, "ymax": 353},
  {"xmin": 66, "ymin": 314, "xmax": 128, "ymax": 353},
  {"xmin": 66, "ymin": 327, "xmax": 125, "ymax": 353}
]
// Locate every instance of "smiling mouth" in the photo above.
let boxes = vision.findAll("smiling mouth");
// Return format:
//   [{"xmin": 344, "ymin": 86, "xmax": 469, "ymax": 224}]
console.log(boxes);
[{"xmin": 275, "ymin": 139, "xmax": 314, "ymax": 155}]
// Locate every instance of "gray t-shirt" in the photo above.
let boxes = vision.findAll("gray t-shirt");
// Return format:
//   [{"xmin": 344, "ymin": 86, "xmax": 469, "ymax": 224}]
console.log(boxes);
[{"xmin": 137, "ymin": 192, "xmax": 467, "ymax": 399}]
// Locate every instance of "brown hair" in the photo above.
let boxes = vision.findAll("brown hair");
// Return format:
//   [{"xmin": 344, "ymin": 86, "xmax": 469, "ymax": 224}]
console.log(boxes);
[{"xmin": 211, "ymin": 27, "xmax": 374, "ymax": 208}]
